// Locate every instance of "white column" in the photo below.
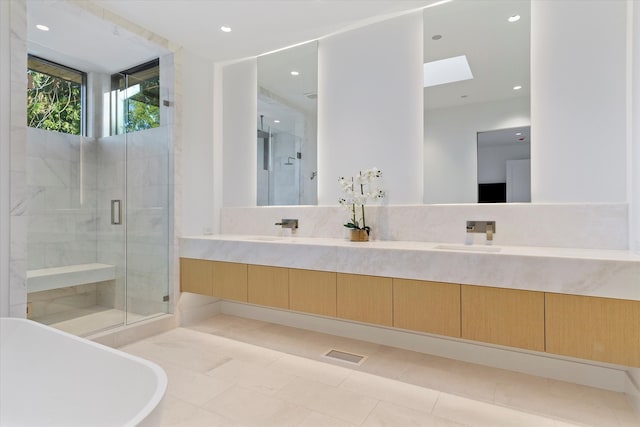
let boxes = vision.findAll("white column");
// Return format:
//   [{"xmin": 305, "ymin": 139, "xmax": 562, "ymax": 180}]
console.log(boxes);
[
  {"xmin": 631, "ymin": 0, "xmax": 640, "ymax": 253},
  {"xmin": 222, "ymin": 58, "xmax": 258, "ymax": 207},
  {"xmin": 1, "ymin": 0, "xmax": 28, "ymax": 317},
  {"xmin": 318, "ymin": 12, "xmax": 424, "ymax": 205},
  {"xmin": 531, "ymin": 0, "xmax": 628, "ymax": 203}
]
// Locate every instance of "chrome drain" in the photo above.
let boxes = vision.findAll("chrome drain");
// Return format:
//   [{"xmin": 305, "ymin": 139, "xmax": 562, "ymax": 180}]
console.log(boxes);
[{"xmin": 323, "ymin": 349, "xmax": 367, "ymax": 365}]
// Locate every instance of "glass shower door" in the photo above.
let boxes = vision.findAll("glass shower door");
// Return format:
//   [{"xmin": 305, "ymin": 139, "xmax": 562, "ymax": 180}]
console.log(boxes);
[{"xmin": 118, "ymin": 65, "xmax": 171, "ymax": 324}]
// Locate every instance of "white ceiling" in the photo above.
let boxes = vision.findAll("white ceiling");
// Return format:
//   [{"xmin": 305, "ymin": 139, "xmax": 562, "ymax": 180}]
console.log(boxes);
[
  {"xmin": 91, "ymin": 0, "xmax": 437, "ymax": 62},
  {"xmin": 25, "ymin": 0, "xmax": 530, "ymax": 115},
  {"xmin": 27, "ymin": 0, "xmax": 169, "ymax": 73}
]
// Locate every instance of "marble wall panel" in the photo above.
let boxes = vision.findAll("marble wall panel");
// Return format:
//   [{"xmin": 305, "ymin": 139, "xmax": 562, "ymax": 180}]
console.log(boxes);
[{"xmin": 219, "ymin": 203, "xmax": 629, "ymax": 250}]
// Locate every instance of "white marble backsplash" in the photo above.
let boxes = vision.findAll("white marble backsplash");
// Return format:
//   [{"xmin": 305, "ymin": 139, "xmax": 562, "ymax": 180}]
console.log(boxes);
[{"xmin": 219, "ymin": 203, "xmax": 629, "ymax": 250}]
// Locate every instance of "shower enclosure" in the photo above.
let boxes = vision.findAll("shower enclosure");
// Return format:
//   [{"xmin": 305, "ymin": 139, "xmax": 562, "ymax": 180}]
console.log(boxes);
[{"xmin": 25, "ymin": 59, "xmax": 172, "ymax": 336}]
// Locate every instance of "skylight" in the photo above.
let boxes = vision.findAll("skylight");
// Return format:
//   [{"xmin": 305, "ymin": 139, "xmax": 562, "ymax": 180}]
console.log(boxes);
[{"xmin": 423, "ymin": 55, "xmax": 473, "ymax": 88}]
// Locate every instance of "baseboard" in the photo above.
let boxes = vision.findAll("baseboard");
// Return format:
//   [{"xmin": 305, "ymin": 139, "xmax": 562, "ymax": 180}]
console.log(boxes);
[
  {"xmin": 219, "ymin": 301, "xmax": 629, "ymax": 393},
  {"xmin": 626, "ymin": 369, "xmax": 640, "ymax": 414},
  {"xmin": 179, "ymin": 299, "xmax": 222, "ymax": 326}
]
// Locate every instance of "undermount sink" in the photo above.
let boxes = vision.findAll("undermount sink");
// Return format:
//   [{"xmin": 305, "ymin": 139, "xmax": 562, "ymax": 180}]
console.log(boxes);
[{"xmin": 434, "ymin": 244, "xmax": 502, "ymax": 253}]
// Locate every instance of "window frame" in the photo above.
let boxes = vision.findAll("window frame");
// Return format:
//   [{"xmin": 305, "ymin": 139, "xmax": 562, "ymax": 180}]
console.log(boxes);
[{"xmin": 110, "ymin": 58, "xmax": 160, "ymax": 135}]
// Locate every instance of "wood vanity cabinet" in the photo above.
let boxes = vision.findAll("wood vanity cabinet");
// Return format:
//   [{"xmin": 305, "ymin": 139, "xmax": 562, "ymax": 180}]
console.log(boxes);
[
  {"xmin": 289, "ymin": 269, "xmax": 337, "ymax": 317},
  {"xmin": 393, "ymin": 279, "xmax": 461, "ymax": 338},
  {"xmin": 461, "ymin": 285, "xmax": 545, "ymax": 351},
  {"xmin": 247, "ymin": 265, "xmax": 289, "ymax": 309},
  {"xmin": 337, "ymin": 273, "xmax": 393, "ymax": 326},
  {"xmin": 180, "ymin": 258, "xmax": 214, "ymax": 296},
  {"xmin": 546, "ymin": 293, "xmax": 640, "ymax": 367},
  {"xmin": 212, "ymin": 261, "xmax": 247, "ymax": 302}
]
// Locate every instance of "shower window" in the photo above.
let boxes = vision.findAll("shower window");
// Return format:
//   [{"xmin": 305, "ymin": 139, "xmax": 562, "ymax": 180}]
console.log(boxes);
[
  {"xmin": 111, "ymin": 59, "xmax": 160, "ymax": 135},
  {"xmin": 27, "ymin": 55, "xmax": 85, "ymax": 135}
]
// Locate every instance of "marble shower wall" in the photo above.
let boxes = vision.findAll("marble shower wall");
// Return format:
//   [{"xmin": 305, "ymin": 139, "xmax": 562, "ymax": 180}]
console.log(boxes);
[{"xmin": 27, "ymin": 128, "xmax": 98, "ymax": 269}]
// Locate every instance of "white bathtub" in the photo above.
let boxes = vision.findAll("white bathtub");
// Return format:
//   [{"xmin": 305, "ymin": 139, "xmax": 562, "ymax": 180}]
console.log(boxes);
[{"xmin": 0, "ymin": 318, "xmax": 167, "ymax": 427}]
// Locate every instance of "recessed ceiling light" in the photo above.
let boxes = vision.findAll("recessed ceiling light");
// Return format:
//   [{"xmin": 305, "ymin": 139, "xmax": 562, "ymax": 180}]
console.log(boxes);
[
  {"xmin": 432, "ymin": 34, "xmax": 442, "ymax": 41},
  {"xmin": 274, "ymin": 120, "xmax": 280, "ymax": 123},
  {"xmin": 290, "ymin": 71, "xmax": 300, "ymax": 76},
  {"xmin": 220, "ymin": 26, "xmax": 232, "ymax": 33},
  {"xmin": 424, "ymin": 55, "xmax": 473, "ymax": 88},
  {"xmin": 36, "ymin": 24, "xmax": 50, "ymax": 31},
  {"xmin": 513, "ymin": 85, "xmax": 522, "ymax": 90},
  {"xmin": 508, "ymin": 15, "xmax": 521, "ymax": 23}
]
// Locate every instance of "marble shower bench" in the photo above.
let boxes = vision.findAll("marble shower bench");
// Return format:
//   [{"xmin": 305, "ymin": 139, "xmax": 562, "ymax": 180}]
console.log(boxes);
[{"xmin": 27, "ymin": 263, "xmax": 116, "ymax": 293}]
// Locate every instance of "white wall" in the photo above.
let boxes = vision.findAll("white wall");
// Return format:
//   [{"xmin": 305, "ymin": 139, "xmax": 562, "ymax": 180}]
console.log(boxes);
[
  {"xmin": 1, "ymin": 0, "xmax": 27, "ymax": 318},
  {"xmin": 632, "ymin": 0, "xmax": 640, "ymax": 253},
  {"xmin": 0, "ymin": 0, "xmax": 11, "ymax": 317},
  {"xmin": 531, "ymin": 0, "xmax": 627, "ymax": 203},
  {"xmin": 424, "ymin": 97, "xmax": 530, "ymax": 204},
  {"xmin": 222, "ymin": 59, "xmax": 257, "ymax": 207},
  {"xmin": 318, "ymin": 12, "xmax": 424, "ymax": 205},
  {"xmin": 180, "ymin": 48, "xmax": 214, "ymax": 235},
  {"xmin": 478, "ymin": 142, "xmax": 530, "ymax": 184}
]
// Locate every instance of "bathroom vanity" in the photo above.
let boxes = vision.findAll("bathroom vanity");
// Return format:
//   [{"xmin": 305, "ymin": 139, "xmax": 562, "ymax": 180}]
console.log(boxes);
[{"xmin": 180, "ymin": 235, "xmax": 640, "ymax": 368}]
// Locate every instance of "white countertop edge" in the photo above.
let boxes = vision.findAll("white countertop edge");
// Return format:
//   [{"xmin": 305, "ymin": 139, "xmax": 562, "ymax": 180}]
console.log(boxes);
[{"xmin": 180, "ymin": 235, "xmax": 640, "ymax": 263}]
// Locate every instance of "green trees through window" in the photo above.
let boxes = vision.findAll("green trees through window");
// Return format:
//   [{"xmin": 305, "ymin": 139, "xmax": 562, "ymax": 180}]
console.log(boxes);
[
  {"xmin": 112, "ymin": 59, "xmax": 160, "ymax": 134},
  {"xmin": 27, "ymin": 56, "xmax": 84, "ymax": 135}
]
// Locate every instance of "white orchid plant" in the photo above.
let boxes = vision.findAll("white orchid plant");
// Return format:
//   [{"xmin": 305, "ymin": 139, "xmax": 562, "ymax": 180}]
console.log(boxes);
[{"xmin": 338, "ymin": 167, "xmax": 385, "ymax": 234}]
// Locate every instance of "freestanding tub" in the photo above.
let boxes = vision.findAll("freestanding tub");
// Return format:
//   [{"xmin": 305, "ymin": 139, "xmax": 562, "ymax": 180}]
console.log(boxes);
[{"xmin": 0, "ymin": 317, "xmax": 167, "ymax": 426}]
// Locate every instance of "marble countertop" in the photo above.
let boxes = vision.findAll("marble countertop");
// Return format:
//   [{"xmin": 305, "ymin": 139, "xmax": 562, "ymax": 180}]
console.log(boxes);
[{"xmin": 180, "ymin": 235, "xmax": 640, "ymax": 301}]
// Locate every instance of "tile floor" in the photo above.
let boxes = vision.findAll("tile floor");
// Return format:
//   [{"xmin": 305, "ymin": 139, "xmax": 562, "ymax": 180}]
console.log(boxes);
[{"xmin": 119, "ymin": 314, "xmax": 640, "ymax": 427}]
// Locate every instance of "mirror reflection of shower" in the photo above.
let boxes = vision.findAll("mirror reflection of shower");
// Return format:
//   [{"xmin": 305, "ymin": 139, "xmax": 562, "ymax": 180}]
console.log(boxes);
[
  {"xmin": 256, "ymin": 40, "xmax": 318, "ymax": 206},
  {"xmin": 256, "ymin": 100, "xmax": 304, "ymax": 205}
]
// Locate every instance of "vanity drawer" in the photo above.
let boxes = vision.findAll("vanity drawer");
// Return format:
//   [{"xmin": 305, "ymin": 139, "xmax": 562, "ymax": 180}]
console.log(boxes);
[
  {"xmin": 248, "ymin": 265, "xmax": 289, "ymax": 309},
  {"xmin": 180, "ymin": 258, "xmax": 214, "ymax": 296},
  {"xmin": 461, "ymin": 285, "xmax": 545, "ymax": 351},
  {"xmin": 337, "ymin": 273, "xmax": 392, "ymax": 326},
  {"xmin": 393, "ymin": 279, "xmax": 461, "ymax": 338},
  {"xmin": 546, "ymin": 293, "xmax": 640, "ymax": 367}
]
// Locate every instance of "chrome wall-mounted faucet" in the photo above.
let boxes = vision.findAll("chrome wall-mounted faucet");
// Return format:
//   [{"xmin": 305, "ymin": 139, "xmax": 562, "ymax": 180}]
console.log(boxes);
[
  {"xmin": 466, "ymin": 220, "xmax": 496, "ymax": 241},
  {"xmin": 275, "ymin": 219, "xmax": 298, "ymax": 229}
]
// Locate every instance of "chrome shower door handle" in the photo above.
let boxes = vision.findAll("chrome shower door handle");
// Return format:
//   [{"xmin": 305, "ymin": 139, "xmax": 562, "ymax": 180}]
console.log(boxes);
[{"xmin": 111, "ymin": 200, "xmax": 122, "ymax": 225}]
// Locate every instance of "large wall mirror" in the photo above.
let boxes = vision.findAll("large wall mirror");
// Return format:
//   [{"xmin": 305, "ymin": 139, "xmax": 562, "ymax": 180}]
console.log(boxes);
[
  {"xmin": 257, "ymin": 41, "xmax": 318, "ymax": 206},
  {"xmin": 423, "ymin": 0, "xmax": 531, "ymax": 204}
]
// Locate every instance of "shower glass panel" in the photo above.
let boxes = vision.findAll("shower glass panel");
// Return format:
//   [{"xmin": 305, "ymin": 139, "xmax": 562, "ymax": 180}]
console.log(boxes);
[{"xmin": 120, "ymin": 67, "xmax": 170, "ymax": 322}]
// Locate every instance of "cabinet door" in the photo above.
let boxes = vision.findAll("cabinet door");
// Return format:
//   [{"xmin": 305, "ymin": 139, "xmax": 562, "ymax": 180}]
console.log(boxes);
[
  {"xmin": 212, "ymin": 261, "xmax": 247, "ymax": 302},
  {"xmin": 289, "ymin": 269, "xmax": 337, "ymax": 317},
  {"xmin": 247, "ymin": 265, "xmax": 289, "ymax": 309},
  {"xmin": 546, "ymin": 293, "xmax": 640, "ymax": 367},
  {"xmin": 180, "ymin": 258, "xmax": 214, "ymax": 296},
  {"xmin": 337, "ymin": 273, "xmax": 392, "ymax": 326},
  {"xmin": 461, "ymin": 285, "xmax": 544, "ymax": 351},
  {"xmin": 393, "ymin": 279, "xmax": 461, "ymax": 337}
]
